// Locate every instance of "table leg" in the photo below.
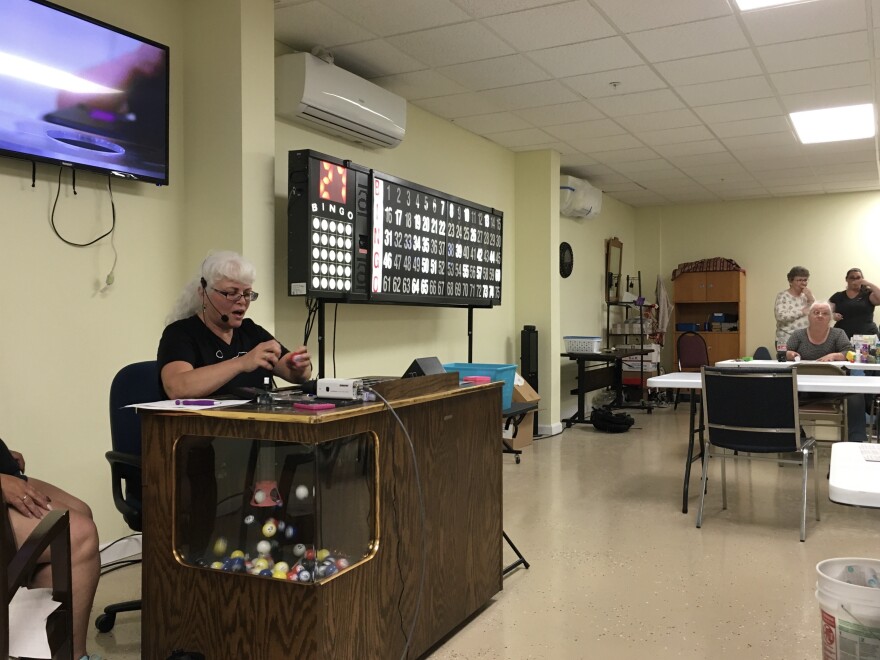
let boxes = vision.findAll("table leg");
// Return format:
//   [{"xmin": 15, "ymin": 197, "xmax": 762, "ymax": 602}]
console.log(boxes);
[{"xmin": 682, "ymin": 389, "xmax": 705, "ymax": 514}]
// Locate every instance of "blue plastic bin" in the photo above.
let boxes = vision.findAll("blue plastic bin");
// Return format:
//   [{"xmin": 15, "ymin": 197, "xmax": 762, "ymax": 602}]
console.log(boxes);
[{"xmin": 444, "ymin": 363, "xmax": 517, "ymax": 410}]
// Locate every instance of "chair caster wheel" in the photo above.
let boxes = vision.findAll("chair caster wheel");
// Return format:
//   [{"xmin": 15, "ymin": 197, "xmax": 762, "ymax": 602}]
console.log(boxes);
[
  {"xmin": 515, "ymin": 455, "xmax": 521, "ymax": 464},
  {"xmin": 96, "ymin": 612, "xmax": 116, "ymax": 633}
]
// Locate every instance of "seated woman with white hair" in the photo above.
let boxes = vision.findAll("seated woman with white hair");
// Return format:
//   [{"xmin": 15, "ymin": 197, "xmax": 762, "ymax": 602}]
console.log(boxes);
[
  {"xmin": 158, "ymin": 250, "xmax": 312, "ymax": 398},
  {"xmin": 786, "ymin": 300, "xmax": 866, "ymax": 442}
]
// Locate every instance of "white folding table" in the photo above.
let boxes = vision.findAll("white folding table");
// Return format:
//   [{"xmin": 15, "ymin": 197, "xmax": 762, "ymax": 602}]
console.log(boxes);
[{"xmin": 828, "ymin": 443, "xmax": 880, "ymax": 508}]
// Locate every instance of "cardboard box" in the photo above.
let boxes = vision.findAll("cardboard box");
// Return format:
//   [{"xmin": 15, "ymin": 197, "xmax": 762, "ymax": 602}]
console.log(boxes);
[{"xmin": 503, "ymin": 373, "xmax": 541, "ymax": 450}]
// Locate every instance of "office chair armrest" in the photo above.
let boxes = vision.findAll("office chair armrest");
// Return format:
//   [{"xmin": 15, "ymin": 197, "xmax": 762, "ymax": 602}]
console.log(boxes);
[
  {"xmin": 105, "ymin": 451, "xmax": 142, "ymax": 529},
  {"xmin": 105, "ymin": 450, "xmax": 142, "ymax": 471}
]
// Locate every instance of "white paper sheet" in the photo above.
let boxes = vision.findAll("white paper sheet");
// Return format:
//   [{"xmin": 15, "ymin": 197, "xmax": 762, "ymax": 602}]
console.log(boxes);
[
  {"xmin": 126, "ymin": 399, "xmax": 251, "ymax": 411},
  {"xmin": 8, "ymin": 586, "xmax": 60, "ymax": 658}
]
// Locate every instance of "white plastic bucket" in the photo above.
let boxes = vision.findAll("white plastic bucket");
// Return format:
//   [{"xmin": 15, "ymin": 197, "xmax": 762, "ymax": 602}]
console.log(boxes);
[{"xmin": 816, "ymin": 557, "xmax": 880, "ymax": 660}]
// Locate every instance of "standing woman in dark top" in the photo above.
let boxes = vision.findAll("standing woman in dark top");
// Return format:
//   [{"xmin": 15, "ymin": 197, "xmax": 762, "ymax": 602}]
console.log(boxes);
[
  {"xmin": 0, "ymin": 438, "xmax": 101, "ymax": 660},
  {"xmin": 829, "ymin": 268, "xmax": 880, "ymax": 337}
]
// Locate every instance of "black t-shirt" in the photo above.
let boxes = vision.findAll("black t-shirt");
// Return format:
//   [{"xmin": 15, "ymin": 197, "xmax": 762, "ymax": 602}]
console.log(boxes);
[
  {"xmin": 829, "ymin": 289, "xmax": 878, "ymax": 337},
  {"xmin": 0, "ymin": 438, "xmax": 25, "ymax": 479},
  {"xmin": 157, "ymin": 315, "xmax": 289, "ymax": 398}
]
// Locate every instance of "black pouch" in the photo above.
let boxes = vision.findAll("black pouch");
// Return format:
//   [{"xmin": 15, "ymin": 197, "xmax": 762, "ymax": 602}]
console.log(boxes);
[{"xmin": 590, "ymin": 406, "xmax": 634, "ymax": 433}]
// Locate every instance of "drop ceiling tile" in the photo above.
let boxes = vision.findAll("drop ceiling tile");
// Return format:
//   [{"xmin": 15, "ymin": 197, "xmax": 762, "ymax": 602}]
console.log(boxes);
[
  {"xmin": 450, "ymin": 112, "xmax": 533, "ymax": 133},
  {"xmin": 600, "ymin": 181, "xmax": 651, "ymax": 192},
  {"xmin": 694, "ymin": 98, "xmax": 784, "ymax": 124},
  {"xmin": 814, "ymin": 162, "xmax": 879, "ymax": 176},
  {"xmin": 567, "ymin": 134, "xmax": 645, "ymax": 152},
  {"xmin": 628, "ymin": 169, "xmax": 694, "ymax": 183},
  {"xmin": 711, "ymin": 115, "xmax": 791, "ymax": 138},
  {"xmin": 562, "ymin": 66, "xmax": 667, "ymax": 99},
  {"xmin": 611, "ymin": 190, "xmax": 670, "ymax": 206},
  {"xmin": 275, "ymin": 2, "xmax": 375, "ymax": 49},
  {"xmin": 677, "ymin": 76, "xmax": 774, "ymax": 107},
  {"xmin": 627, "ymin": 16, "xmax": 749, "ymax": 63},
  {"xmin": 514, "ymin": 101, "xmax": 605, "ymax": 126},
  {"xmin": 614, "ymin": 108, "xmax": 702, "ymax": 133},
  {"xmin": 590, "ymin": 0, "xmax": 731, "ymax": 33},
  {"xmin": 757, "ymin": 32, "xmax": 869, "ymax": 73},
  {"xmin": 747, "ymin": 164, "xmax": 814, "ymax": 177},
  {"xmin": 483, "ymin": 1, "xmax": 615, "ymax": 51},
  {"xmin": 438, "ymin": 55, "xmax": 551, "ymax": 90},
  {"xmin": 373, "ymin": 70, "xmax": 469, "ymax": 100},
  {"xmin": 718, "ymin": 188, "xmax": 771, "ymax": 199},
  {"xmin": 509, "ymin": 141, "xmax": 581, "ymax": 154},
  {"xmin": 590, "ymin": 89, "xmax": 685, "ymax": 117},
  {"xmin": 526, "ymin": 38, "xmax": 644, "ymax": 78},
  {"xmin": 636, "ymin": 125, "xmax": 715, "ymax": 146},
  {"xmin": 321, "ymin": 0, "xmax": 470, "ymax": 37},
  {"xmin": 484, "ymin": 127, "xmax": 557, "ymax": 147},
  {"xmin": 543, "ymin": 119, "xmax": 627, "ymax": 141},
  {"xmin": 766, "ymin": 183, "xmax": 826, "ymax": 195},
  {"xmin": 561, "ymin": 161, "xmax": 616, "ymax": 175},
  {"xmin": 721, "ymin": 132, "xmax": 799, "ymax": 150},
  {"xmin": 387, "ymin": 22, "xmax": 514, "ymax": 67},
  {"xmin": 589, "ymin": 147, "xmax": 661, "ymax": 163},
  {"xmin": 780, "ymin": 85, "xmax": 874, "ymax": 113},
  {"xmin": 330, "ymin": 41, "xmax": 428, "ymax": 78},
  {"xmin": 740, "ymin": 0, "xmax": 866, "ymax": 46},
  {"xmin": 412, "ymin": 92, "xmax": 502, "ymax": 118},
  {"xmin": 655, "ymin": 50, "xmax": 764, "ymax": 87},
  {"xmin": 730, "ymin": 144, "xmax": 804, "ymax": 161},
  {"xmin": 481, "ymin": 80, "xmax": 580, "ymax": 110},
  {"xmin": 770, "ymin": 61, "xmax": 870, "ymax": 96},
  {"xmin": 668, "ymin": 151, "xmax": 738, "ymax": 168},
  {"xmin": 823, "ymin": 180, "xmax": 880, "ymax": 191},
  {"xmin": 653, "ymin": 139, "xmax": 727, "ymax": 158},
  {"xmin": 450, "ymin": 0, "xmax": 562, "ymax": 19},
  {"xmin": 612, "ymin": 159, "xmax": 676, "ymax": 175}
]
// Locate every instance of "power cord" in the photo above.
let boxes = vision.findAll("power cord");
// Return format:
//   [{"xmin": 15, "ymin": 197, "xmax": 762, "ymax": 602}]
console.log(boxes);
[{"xmin": 366, "ymin": 387, "xmax": 426, "ymax": 660}]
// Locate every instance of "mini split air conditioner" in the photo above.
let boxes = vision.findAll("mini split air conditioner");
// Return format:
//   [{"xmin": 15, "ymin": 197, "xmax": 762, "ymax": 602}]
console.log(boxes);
[
  {"xmin": 560, "ymin": 174, "xmax": 602, "ymax": 218},
  {"xmin": 275, "ymin": 52, "xmax": 406, "ymax": 149}
]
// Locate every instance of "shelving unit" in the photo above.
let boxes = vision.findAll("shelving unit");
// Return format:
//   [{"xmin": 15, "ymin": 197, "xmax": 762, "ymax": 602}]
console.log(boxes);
[
  {"xmin": 672, "ymin": 270, "xmax": 746, "ymax": 366},
  {"xmin": 605, "ymin": 272, "xmax": 657, "ymax": 410}
]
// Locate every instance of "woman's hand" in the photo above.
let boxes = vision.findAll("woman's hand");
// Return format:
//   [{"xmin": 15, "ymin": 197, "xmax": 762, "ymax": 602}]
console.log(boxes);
[
  {"xmin": 817, "ymin": 353, "xmax": 843, "ymax": 362},
  {"xmin": 1, "ymin": 474, "xmax": 51, "ymax": 518},
  {"xmin": 786, "ymin": 350, "xmax": 800, "ymax": 361},
  {"xmin": 242, "ymin": 340, "xmax": 282, "ymax": 373},
  {"xmin": 287, "ymin": 346, "xmax": 312, "ymax": 381},
  {"xmin": 833, "ymin": 313, "xmax": 843, "ymax": 321}
]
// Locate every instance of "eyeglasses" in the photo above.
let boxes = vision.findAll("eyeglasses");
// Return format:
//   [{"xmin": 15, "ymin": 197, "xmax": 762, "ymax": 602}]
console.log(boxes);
[{"xmin": 212, "ymin": 287, "xmax": 259, "ymax": 302}]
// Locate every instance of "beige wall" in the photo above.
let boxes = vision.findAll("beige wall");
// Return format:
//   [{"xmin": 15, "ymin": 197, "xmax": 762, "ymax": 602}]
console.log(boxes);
[{"xmin": 636, "ymin": 192, "xmax": 880, "ymax": 369}]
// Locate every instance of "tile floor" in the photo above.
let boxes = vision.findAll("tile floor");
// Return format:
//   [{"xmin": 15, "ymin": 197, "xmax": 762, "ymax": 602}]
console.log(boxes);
[{"xmin": 87, "ymin": 405, "xmax": 880, "ymax": 659}]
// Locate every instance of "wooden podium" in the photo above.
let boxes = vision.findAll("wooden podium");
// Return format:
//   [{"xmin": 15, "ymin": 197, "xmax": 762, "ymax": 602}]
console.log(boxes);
[{"xmin": 140, "ymin": 377, "xmax": 502, "ymax": 659}]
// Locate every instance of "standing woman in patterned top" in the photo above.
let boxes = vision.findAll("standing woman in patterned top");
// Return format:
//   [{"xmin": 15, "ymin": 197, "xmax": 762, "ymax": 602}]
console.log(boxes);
[{"xmin": 775, "ymin": 266, "xmax": 814, "ymax": 346}]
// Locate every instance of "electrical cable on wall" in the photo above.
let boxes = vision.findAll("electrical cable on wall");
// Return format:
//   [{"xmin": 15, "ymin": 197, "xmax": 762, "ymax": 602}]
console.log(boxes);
[{"xmin": 49, "ymin": 168, "xmax": 119, "ymax": 291}]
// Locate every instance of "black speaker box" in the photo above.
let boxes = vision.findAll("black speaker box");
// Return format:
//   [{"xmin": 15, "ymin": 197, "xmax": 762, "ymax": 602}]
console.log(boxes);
[{"xmin": 402, "ymin": 357, "xmax": 446, "ymax": 378}]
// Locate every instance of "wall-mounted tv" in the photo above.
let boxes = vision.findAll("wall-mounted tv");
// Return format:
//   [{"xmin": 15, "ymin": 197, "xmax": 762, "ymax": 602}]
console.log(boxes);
[{"xmin": 0, "ymin": 0, "xmax": 170, "ymax": 184}]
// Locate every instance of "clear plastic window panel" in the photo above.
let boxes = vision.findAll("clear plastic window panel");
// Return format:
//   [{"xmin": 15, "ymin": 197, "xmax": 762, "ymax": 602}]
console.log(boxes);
[{"xmin": 174, "ymin": 432, "xmax": 378, "ymax": 583}]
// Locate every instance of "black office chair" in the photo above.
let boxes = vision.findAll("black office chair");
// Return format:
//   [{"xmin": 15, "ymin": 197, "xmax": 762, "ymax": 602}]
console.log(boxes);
[
  {"xmin": 95, "ymin": 360, "xmax": 158, "ymax": 633},
  {"xmin": 752, "ymin": 346, "xmax": 773, "ymax": 360},
  {"xmin": 697, "ymin": 366, "xmax": 820, "ymax": 542}
]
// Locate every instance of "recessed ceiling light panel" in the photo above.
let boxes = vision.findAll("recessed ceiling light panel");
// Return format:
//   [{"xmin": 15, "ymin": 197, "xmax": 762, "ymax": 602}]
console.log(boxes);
[
  {"xmin": 790, "ymin": 104, "xmax": 876, "ymax": 144},
  {"xmin": 736, "ymin": 0, "xmax": 814, "ymax": 10}
]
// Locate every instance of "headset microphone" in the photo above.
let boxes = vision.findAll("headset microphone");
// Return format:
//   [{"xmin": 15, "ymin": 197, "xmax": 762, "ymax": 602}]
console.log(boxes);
[{"xmin": 201, "ymin": 277, "xmax": 229, "ymax": 323}]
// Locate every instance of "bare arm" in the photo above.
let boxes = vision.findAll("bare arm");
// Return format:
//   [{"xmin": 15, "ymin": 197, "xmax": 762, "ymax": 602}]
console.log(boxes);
[{"xmin": 273, "ymin": 345, "xmax": 313, "ymax": 384}]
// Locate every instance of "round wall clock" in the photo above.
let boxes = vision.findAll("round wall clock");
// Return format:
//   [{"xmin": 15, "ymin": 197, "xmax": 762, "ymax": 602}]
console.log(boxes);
[{"xmin": 559, "ymin": 242, "xmax": 574, "ymax": 278}]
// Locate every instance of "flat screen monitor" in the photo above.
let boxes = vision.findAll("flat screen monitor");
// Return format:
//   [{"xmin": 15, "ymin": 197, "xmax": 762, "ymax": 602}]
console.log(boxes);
[{"xmin": 0, "ymin": 0, "xmax": 170, "ymax": 184}]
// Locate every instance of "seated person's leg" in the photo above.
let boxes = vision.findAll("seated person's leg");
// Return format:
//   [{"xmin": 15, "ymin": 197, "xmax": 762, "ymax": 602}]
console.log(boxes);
[
  {"xmin": 846, "ymin": 393, "xmax": 867, "ymax": 442},
  {"xmin": 11, "ymin": 478, "xmax": 100, "ymax": 660}
]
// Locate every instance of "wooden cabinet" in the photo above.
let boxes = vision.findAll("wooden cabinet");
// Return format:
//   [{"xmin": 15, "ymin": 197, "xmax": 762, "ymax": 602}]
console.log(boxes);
[{"xmin": 673, "ymin": 270, "xmax": 746, "ymax": 366}]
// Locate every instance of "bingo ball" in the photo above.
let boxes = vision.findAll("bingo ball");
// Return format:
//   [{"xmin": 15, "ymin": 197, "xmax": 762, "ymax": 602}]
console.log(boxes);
[
  {"xmin": 212, "ymin": 537, "xmax": 228, "ymax": 556},
  {"xmin": 298, "ymin": 570, "xmax": 312, "ymax": 582},
  {"xmin": 210, "ymin": 561, "xmax": 224, "ymax": 570},
  {"xmin": 336, "ymin": 557, "xmax": 350, "ymax": 569},
  {"xmin": 274, "ymin": 561, "xmax": 290, "ymax": 574},
  {"xmin": 277, "ymin": 521, "xmax": 286, "ymax": 531},
  {"xmin": 304, "ymin": 548, "xmax": 316, "ymax": 561},
  {"xmin": 324, "ymin": 564, "xmax": 338, "ymax": 577},
  {"xmin": 253, "ymin": 557, "xmax": 269, "ymax": 571},
  {"xmin": 259, "ymin": 569, "xmax": 273, "ymax": 577},
  {"xmin": 243, "ymin": 514, "xmax": 255, "ymax": 525},
  {"xmin": 230, "ymin": 557, "xmax": 246, "ymax": 572},
  {"xmin": 315, "ymin": 565, "xmax": 327, "ymax": 578},
  {"xmin": 272, "ymin": 570, "xmax": 288, "ymax": 580},
  {"xmin": 295, "ymin": 485, "xmax": 309, "ymax": 500},
  {"xmin": 302, "ymin": 558, "xmax": 316, "ymax": 572},
  {"xmin": 287, "ymin": 569, "xmax": 298, "ymax": 581},
  {"xmin": 256, "ymin": 540, "xmax": 272, "ymax": 556},
  {"xmin": 293, "ymin": 543, "xmax": 306, "ymax": 557},
  {"xmin": 230, "ymin": 550, "xmax": 245, "ymax": 559},
  {"xmin": 253, "ymin": 489, "xmax": 266, "ymax": 504},
  {"xmin": 316, "ymin": 548, "xmax": 330, "ymax": 561},
  {"xmin": 262, "ymin": 520, "xmax": 278, "ymax": 537},
  {"xmin": 284, "ymin": 525, "xmax": 296, "ymax": 540}
]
